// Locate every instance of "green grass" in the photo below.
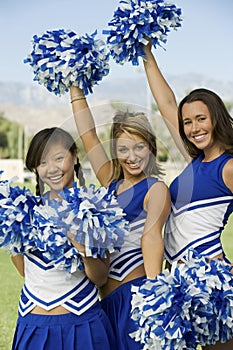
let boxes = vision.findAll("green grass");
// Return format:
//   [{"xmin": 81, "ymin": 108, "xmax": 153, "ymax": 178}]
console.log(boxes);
[
  {"xmin": 0, "ymin": 251, "xmax": 23, "ymax": 349},
  {"xmin": 221, "ymin": 214, "xmax": 233, "ymax": 261},
  {"xmin": 0, "ymin": 211, "xmax": 233, "ymax": 349}
]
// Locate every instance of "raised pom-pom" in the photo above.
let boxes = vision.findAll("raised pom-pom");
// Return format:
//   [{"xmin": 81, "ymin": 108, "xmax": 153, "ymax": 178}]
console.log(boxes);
[
  {"xmin": 24, "ymin": 29, "xmax": 110, "ymax": 95},
  {"xmin": 103, "ymin": 0, "xmax": 183, "ymax": 65},
  {"xmin": 130, "ymin": 249, "xmax": 233, "ymax": 349}
]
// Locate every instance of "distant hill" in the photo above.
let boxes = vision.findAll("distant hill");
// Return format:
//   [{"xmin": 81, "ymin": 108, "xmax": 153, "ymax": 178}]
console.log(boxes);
[{"xmin": 0, "ymin": 73, "xmax": 232, "ymax": 136}]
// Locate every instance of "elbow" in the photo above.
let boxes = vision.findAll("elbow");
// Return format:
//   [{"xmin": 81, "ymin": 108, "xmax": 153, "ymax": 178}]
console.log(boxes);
[
  {"xmin": 95, "ymin": 274, "xmax": 108, "ymax": 288},
  {"xmin": 19, "ymin": 270, "xmax": 25, "ymax": 277}
]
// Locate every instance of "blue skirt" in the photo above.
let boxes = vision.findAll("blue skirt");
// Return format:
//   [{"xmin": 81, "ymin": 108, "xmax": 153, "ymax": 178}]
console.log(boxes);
[
  {"xmin": 101, "ymin": 276, "xmax": 146, "ymax": 350},
  {"xmin": 12, "ymin": 302, "xmax": 117, "ymax": 350}
]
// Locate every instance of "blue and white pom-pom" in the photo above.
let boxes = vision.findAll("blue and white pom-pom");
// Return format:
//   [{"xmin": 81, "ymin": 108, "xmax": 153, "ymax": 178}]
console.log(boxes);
[
  {"xmin": 60, "ymin": 183, "xmax": 128, "ymax": 257},
  {"xmin": 0, "ymin": 173, "xmax": 40, "ymax": 255},
  {"xmin": 103, "ymin": 0, "xmax": 182, "ymax": 65},
  {"xmin": 32, "ymin": 201, "xmax": 84, "ymax": 273},
  {"xmin": 130, "ymin": 249, "xmax": 233, "ymax": 349},
  {"xmin": 31, "ymin": 183, "xmax": 128, "ymax": 271},
  {"xmin": 24, "ymin": 29, "xmax": 110, "ymax": 95}
]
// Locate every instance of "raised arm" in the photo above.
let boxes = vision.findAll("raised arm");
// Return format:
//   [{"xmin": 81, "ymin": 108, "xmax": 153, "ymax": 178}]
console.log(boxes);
[
  {"xmin": 143, "ymin": 44, "xmax": 188, "ymax": 160},
  {"xmin": 70, "ymin": 86, "xmax": 112, "ymax": 187}
]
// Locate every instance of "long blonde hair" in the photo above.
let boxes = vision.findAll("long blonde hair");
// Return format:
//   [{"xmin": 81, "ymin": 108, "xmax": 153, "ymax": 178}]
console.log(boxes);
[{"xmin": 110, "ymin": 111, "xmax": 163, "ymax": 181}]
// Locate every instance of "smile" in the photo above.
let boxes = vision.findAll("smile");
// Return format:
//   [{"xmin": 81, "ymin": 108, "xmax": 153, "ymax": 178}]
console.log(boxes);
[
  {"xmin": 126, "ymin": 161, "xmax": 141, "ymax": 169},
  {"xmin": 48, "ymin": 174, "xmax": 63, "ymax": 182},
  {"xmin": 193, "ymin": 134, "xmax": 207, "ymax": 142}
]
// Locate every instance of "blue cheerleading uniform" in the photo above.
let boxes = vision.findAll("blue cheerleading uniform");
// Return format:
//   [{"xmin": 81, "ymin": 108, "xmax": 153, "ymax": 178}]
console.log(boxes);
[
  {"xmin": 12, "ymin": 248, "xmax": 116, "ymax": 350},
  {"xmin": 129, "ymin": 154, "xmax": 233, "ymax": 349},
  {"xmin": 101, "ymin": 177, "xmax": 161, "ymax": 350},
  {"xmin": 10, "ymin": 190, "xmax": 117, "ymax": 350},
  {"xmin": 165, "ymin": 152, "xmax": 233, "ymax": 263}
]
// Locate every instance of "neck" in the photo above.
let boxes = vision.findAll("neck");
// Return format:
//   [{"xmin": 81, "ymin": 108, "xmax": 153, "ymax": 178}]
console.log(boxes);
[
  {"xmin": 203, "ymin": 148, "xmax": 224, "ymax": 162},
  {"xmin": 121, "ymin": 174, "xmax": 146, "ymax": 187}
]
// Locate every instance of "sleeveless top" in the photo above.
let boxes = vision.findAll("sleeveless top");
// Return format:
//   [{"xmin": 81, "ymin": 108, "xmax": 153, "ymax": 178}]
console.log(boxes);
[
  {"xmin": 19, "ymin": 250, "xmax": 99, "ymax": 317},
  {"xmin": 164, "ymin": 153, "xmax": 233, "ymax": 263},
  {"xmin": 108, "ymin": 177, "xmax": 160, "ymax": 281},
  {"xmin": 19, "ymin": 192, "xmax": 99, "ymax": 317}
]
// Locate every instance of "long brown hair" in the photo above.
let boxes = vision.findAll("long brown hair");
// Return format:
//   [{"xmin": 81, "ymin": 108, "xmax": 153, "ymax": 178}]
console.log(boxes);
[
  {"xmin": 25, "ymin": 127, "xmax": 85, "ymax": 195},
  {"xmin": 178, "ymin": 88, "xmax": 233, "ymax": 158},
  {"xmin": 110, "ymin": 111, "xmax": 163, "ymax": 181}
]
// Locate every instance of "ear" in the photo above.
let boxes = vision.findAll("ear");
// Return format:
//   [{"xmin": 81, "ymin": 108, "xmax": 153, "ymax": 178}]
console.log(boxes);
[{"xmin": 72, "ymin": 151, "xmax": 78, "ymax": 164}]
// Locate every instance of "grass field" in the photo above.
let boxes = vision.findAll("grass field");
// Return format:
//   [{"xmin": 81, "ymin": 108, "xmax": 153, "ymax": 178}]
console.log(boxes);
[
  {"xmin": 0, "ymin": 215, "xmax": 233, "ymax": 349},
  {"xmin": 0, "ymin": 251, "xmax": 23, "ymax": 349}
]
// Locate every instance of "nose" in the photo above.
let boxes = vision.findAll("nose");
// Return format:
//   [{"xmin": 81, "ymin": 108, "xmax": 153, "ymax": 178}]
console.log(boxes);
[
  {"xmin": 128, "ymin": 149, "xmax": 138, "ymax": 161},
  {"xmin": 191, "ymin": 120, "xmax": 200, "ymax": 133},
  {"xmin": 47, "ymin": 160, "xmax": 58, "ymax": 173}
]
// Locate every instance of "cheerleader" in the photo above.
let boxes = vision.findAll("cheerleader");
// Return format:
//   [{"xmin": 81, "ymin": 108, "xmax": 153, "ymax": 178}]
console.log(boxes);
[
  {"xmin": 8, "ymin": 127, "xmax": 117, "ymax": 350},
  {"xmin": 132, "ymin": 41, "xmax": 233, "ymax": 349}
]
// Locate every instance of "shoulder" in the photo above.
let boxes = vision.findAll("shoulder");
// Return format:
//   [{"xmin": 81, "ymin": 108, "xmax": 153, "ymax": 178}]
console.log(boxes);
[
  {"xmin": 143, "ymin": 180, "xmax": 171, "ymax": 221},
  {"xmin": 145, "ymin": 180, "xmax": 170, "ymax": 207},
  {"xmin": 146, "ymin": 176, "xmax": 165, "ymax": 187},
  {"xmin": 222, "ymin": 157, "xmax": 233, "ymax": 193},
  {"xmin": 148, "ymin": 180, "xmax": 170, "ymax": 197}
]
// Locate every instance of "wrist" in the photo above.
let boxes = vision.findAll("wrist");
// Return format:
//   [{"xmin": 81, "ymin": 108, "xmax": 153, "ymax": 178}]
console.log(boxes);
[{"xmin": 70, "ymin": 95, "xmax": 86, "ymax": 103}]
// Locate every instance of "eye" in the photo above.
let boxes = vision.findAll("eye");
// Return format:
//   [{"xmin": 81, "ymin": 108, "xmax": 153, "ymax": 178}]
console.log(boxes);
[
  {"xmin": 39, "ymin": 160, "xmax": 46, "ymax": 166},
  {"xmin": 117, "ymin": 147, "xmax": 128, "ymax": 153},
  {"xmin": 183, "ymin": 120, "xmax": 191, "ymax": 126},
  {"xmin": 135, "ymin": 144, "xmax": 145, "ymax": 151},
  {"xmin": 198, "ymin": 116, "xmax": 206, "ymax": 122}
]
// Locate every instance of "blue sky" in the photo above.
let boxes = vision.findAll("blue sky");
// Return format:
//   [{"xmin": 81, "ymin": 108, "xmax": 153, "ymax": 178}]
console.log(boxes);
[{"xmin": 0, "ymin": 0, "xmax": 233, "ymax": 84}]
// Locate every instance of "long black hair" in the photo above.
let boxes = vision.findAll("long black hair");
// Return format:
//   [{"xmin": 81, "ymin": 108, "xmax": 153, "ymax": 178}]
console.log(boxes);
[{"xmin": 26, "ymin": 127, "xmax": 85, "ymax": 195}]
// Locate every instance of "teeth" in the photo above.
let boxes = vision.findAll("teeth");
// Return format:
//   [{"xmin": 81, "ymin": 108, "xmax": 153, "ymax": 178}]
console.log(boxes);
[
  {"xmin": 194, "ymin": 134, "xmax": 206, "ymax": 141},
  {"xmin": 49, "ymin": 175, "xmax": 62, "ymax": 181},
  {"xmin": 127, "ymin": 162, "xmax": 139, "ymax": 168}
]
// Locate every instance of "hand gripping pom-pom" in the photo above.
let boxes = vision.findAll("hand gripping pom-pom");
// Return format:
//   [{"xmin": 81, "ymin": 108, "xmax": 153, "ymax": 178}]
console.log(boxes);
[
  {"xmin": 0, "ymin": 173, "xmax": 128, "ymax": 272},
  {"xmin": 0, "ymin": 172, "xmax": 84, "ymax": 272},
  {"xmin": 31, "ymin": 183, "xmax": 128, "ymax": 272},
  {"xmin": 61, "ymin": 184, "xmax": 128, "ymax": 258},
  {"xmin": 103, "ymin": 0, "xmax": 183, "ymax": 65},
  {"xmin": 130, "ymin": 249, "xmax": 233, "ymax": 349},
  {"xmin": 24, "ymin": 29, "xmax": 110, "ymax": 96}
]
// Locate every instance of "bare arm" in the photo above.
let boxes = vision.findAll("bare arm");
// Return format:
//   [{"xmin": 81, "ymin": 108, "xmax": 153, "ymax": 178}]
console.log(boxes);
[
  {"xmin": 141, "ymin": 182, "xmax": 171, "ymax": 279},
  {"xmin": 223, "ymin": 159, "xmax": 233, "ymax": 193},
  {"xmin": 81, "ymin": 256, "xmax": 109, "ymax": 288},
  {"xmin": 143, "ymin": 44, "xmax": 189, "ymax": 160},
  {"xmin": 69, "ymin": 239, "xmax": 109, "ymax": 287},
  {"xmin": 70, "ymin": 86, "xmax": 112, "ymax": 187},
  {"xmin": 11, "ymin": 254, "xmax": 25, "ymax": 277}
]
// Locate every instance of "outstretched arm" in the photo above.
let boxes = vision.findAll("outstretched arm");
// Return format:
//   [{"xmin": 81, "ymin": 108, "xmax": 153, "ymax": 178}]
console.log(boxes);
[
  {"xmin": 143, "ymin": 44, "xmax": 189, "ymax": 160},
  {"xmin": 70, "ymin": 86, "xmax": 112, "ymax": 187}
]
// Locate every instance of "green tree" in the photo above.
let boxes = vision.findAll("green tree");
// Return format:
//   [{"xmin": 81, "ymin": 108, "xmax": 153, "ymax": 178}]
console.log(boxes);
[{"xmin": 0, "ymin": 113, "xmax": 23, "ymax": 159}]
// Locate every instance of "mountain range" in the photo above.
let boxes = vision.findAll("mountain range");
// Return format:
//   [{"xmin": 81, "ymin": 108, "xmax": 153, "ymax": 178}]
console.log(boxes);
[{"xmin": 0, "ymin": 73, "xmax": 232, "ymax": 137}]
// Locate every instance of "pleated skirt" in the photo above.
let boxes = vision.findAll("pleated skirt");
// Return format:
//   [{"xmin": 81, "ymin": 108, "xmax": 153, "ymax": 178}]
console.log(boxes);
[
  {"xmin": 12, "ymin": 302, "xmax": 117, "ymax": 350},
  {"xmin": 101, "ymin": 276, "xmax": 146, "ymax": 350}
]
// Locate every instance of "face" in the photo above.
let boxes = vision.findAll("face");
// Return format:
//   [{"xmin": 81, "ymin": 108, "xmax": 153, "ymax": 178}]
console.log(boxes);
[
  {"xmin": 182, "ymin": 101, "xmax": 215, "ymax": 152},
  {"xmin": 36, "ymin": 143, "xmax": 76, "ymax": 197},
  {"xmin": 116, "ymin": 132, "xmax": 151, "ymax": 180}
]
